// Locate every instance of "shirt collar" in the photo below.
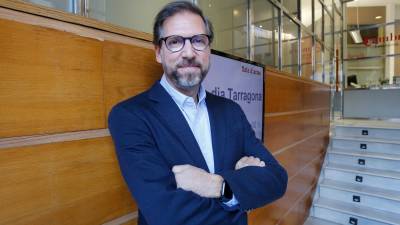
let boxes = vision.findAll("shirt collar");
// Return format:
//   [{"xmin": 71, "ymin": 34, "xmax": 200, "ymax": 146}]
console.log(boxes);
[{"xmin": 160, "ymin": 74, "xmax": 206, "ymax": 107}]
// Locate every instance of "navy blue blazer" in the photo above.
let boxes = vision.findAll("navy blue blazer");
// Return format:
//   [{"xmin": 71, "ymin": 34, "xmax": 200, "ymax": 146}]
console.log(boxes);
[{"xmin": 108, "ymin": 81, "xmax": 287, "ymax": 225}]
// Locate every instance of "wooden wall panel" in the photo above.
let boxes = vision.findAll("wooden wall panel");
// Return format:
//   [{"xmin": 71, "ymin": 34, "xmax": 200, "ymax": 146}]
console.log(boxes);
[
  {"xmin": 295, "ymin": 189, "xmax": 315, "ymax": 224},
  {"xmin": 275, "ymin": 130, "xmax": 328, "ymax": 178},
  {"xmin": 303, "ymin": 84, "xmax": 330, "ymax": 110},
  {"xmin": 278, "ymin": 189, "xmax": 314, "ymax": 225},
  {"xmin": 266, "ymin": 69, "xmax": 330, "ymax": 113},
  {"xmin": 265, "ymin": 109, "xmax": 330, "ymax": 152},
  {"xmin": 0, "ymin": 18, "xmax": 105, "ymax": 138},
  {"xmin": 0, "ymin": 14, "xmax": 160, "ymax": 225},
  {"xmin": 0, "ymin": 137, "xmax": 136, "ymax": 225},
  {"xmin": 0, "ymin": 5, "xmax": 331, "ymax": 225},
  {"xmin": 251, "ymin": 70, "xmax": 330, "ymax": 225},
  {"xmin": 248, "ymin": 154, "xmax": 324, "ymax": 225},
  {"xmin": 5, "ymin": 186, "xmax": 134, "ymax": 225},
  {"xmin": 266, "ymin": 74, "xmax": 304, "ymax": 113},
  {"xmin": 103, "ymin": 41, "xmax": 163, "ymax": 115}
]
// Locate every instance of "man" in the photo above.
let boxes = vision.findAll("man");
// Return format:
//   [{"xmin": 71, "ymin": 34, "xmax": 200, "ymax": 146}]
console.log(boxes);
[{"xmin": 108, "ymin": 2, "xmax": 287, "ymax": 225}]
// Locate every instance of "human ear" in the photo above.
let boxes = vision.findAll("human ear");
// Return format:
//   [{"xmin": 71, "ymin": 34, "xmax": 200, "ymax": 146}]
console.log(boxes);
[{"xmin": 155, "ymin": 45, "xmax": 162, "ymax": 63}]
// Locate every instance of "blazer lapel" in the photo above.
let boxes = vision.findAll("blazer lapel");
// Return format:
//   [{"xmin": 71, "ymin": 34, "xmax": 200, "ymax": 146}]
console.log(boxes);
[
  {"xmin": 147, "ymin": 82, "xmax": 210, "ymax": 172},
  {"xmin": 206, "ymin": 93, "xmax": 227, "ymax": 173}
]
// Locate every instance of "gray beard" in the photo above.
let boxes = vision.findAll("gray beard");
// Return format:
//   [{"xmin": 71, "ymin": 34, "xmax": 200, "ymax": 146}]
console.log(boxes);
[
  {"xmin": 162, "ymin": 58, "xmax": 210, "ymax": 90},
  {"xmin": 172, "ymin": 71, "xmax": 203, "ymax": 89}
]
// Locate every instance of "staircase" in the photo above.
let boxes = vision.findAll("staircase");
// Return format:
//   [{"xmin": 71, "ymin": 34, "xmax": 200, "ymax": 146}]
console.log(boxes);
[{"xmin": 304, "ymin": 119, "xmax": 400, "ymax": 225}]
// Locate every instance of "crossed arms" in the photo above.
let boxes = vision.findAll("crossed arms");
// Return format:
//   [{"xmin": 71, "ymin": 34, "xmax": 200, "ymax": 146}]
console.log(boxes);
[
  {"xmin": 108, "ymin": 101, "xmax": 288, "ymax": 225},
  {"xmin": 172, "ymin": 156, "xmax": 266, "ymax": 198}
]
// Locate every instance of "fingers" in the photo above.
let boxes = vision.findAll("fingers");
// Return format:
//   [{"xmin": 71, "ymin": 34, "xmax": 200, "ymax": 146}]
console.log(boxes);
[
  {"xmin": 172, "ymin": 164, "xmax": 191, "ymax": 173},
  {"xmin": 235, "ymin": 156, "xmax": 266, "ymax": 170},
  {"xmin": 235, "ymin": 156, "xmax": 247, "ymax": 170},
  {"xmin": 245, "ymin": 156, "xmax": 260, "ymax": 165},
  {"xmin": 236, "ymin": 156, "xmax": 248, "ymax": 165}
]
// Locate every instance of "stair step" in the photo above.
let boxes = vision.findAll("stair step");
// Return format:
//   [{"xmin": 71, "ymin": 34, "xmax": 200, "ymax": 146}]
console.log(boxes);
[
  {"xmin": 332, "ymin": 136, "xmax": 400, "ymax": 145},
  {"xmin": 320, "ymin": 180, "xmax": 400, "ymax": 213},
  {"xmin": 334, "ymin": 125, "xmax": 400, "ymax": 141},
  {"xmin": 334, "ymin": 119, "xmax": 400, "ymax": 130},
  {"xmin": 303, "ymin": 217, "xmax": 342, "ymax": 225},
  {"xmin": 332, "ymin": 137, "xmax": 400, "ymax": 155},
  {"xmin": 324, "ymin": 163, "xmax": 400, "ymax": 191},
  {"xmin": 313, "ymin": 204, "xmax": 395, "ymax": 225},
  {"xmin": 328, "ymin": 149, "xmax": 400, "ymax": 172},
  {"xmin": 314, "ymin": 197, "xmax": 400, "ymax": 225},
  {"xmin": 321, "ymin": 179, "xmax": 400, "ymax": 202},
  {"xmin": 315, "ymin": 120, "xmax": 400, "ymax": 224},
  {"xmin": 326, "ymin": 163, "xmax": 400, "ymax": 180},
  {"xmin": 329, "ymin": 149, "xmax": 400, "ymax": 161}
]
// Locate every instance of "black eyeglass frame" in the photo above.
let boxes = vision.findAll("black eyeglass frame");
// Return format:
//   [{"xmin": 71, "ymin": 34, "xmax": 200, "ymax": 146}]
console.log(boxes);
[{"xmin": 158, "ymin": 34, "xmax": 211, "ymax": 52}]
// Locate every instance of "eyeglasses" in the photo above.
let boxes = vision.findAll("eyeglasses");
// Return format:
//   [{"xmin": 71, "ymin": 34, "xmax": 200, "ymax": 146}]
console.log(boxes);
[{"xmin": 159, "ymin": 34, "xmax": 210, "ymax": 52}]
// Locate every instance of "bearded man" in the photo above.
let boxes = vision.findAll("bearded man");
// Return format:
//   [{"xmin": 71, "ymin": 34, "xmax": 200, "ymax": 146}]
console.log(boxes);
[{"xmin": 108, "ymin": 2, "xmax": 287, "ymax": 225}]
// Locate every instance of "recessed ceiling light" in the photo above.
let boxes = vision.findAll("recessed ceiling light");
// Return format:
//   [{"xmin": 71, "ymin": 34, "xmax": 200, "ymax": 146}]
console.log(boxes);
[
  {"xmin": 375, "ymin": 16, "xmax": 382, "ymax": 19},
  {"xmin": 233, "ymin": 9, "xmax": 239, "ymax": 16},
  {"xmin": 259, "ymin": 25, "xmax": 263, "ymax": 28}
]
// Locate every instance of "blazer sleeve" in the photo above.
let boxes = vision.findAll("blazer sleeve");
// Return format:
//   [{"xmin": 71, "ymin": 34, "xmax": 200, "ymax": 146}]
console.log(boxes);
[
  {"xmin": 219, "ymin": 104, "xmax": 288, "ymax": 211},
  {"xmin": 108, "ymin": 105, "xmax": 244, "ymax": 225}
]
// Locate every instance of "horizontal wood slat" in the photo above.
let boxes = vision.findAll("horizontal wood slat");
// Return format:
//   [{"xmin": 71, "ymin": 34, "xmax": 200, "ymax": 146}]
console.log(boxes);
[
  {"xmin": 0, "ymin": 137, "xmax": 136, "ymax": 225},
  {"xmin": 103, "ymin": 41, "xmax": 162, "ymax": 115},
  {"xmin": 266, "ymin": 107, "xmax": 329, "ymax": 117},
  {"xmin": 265, "ymin": 109, "xmax": 330, "ymax": 152},
  {"xmin": 275, "ymin": 130, "xmax": 328, "ymax": 179},
  {"xmin": 0, "ymin": 129, "xmax": 110, "ymax": 149},
  {"xmin": 102, "ymin": 212, "xmax": 138, "ymax": 225},
  {"xmin": 0, "ymin": 18, "xmax": 104, "ymax": 138}
]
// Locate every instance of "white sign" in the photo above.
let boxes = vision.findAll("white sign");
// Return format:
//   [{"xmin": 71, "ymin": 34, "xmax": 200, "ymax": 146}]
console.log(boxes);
[{"xmin": 203, "ymin": 52, "xmax": 264, "ymax": 141}]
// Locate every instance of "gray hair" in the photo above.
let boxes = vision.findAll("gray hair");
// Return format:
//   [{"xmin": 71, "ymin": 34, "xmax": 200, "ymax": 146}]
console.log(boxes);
[{"xmin": 153, "ymin": 1, "xmax": 214, "ymax": 46}]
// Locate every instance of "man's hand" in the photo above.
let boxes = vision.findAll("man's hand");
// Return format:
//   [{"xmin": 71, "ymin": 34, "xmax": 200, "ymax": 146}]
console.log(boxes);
[
  {"xmin": 172, "ymin": 165, "xmax": 223, "ymax": 198},
  {"xmin": 235, "ymin": 156, "xmax": 266, "ymax": 170}
]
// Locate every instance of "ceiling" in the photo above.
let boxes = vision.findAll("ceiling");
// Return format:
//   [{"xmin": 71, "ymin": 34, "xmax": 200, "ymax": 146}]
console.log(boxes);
[{"xmin": 346, "ymin": 6, "xmax": 386, "ymax": 25}]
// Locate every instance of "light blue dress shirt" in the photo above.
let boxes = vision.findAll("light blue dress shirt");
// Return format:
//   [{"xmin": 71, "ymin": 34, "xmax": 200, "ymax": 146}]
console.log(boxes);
[
  {"xmin": 160, "ymin": 75, "xmax": 215, "ymax": 173},
  {"xmin": 160, "ymin": 75, "xmax": 238, "ymax": 207}
]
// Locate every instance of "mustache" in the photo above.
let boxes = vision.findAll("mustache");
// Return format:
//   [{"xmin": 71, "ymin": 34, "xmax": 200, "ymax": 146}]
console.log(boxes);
[{"xmin": 177, "ymin": 59, "xmax": 201, "ymax": 68}]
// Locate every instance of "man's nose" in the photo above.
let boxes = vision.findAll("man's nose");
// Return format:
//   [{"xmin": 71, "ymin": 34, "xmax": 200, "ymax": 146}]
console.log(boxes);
[{"xmin": 181, "ymin": 39, "xmax": 195, "ymax": 58}]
